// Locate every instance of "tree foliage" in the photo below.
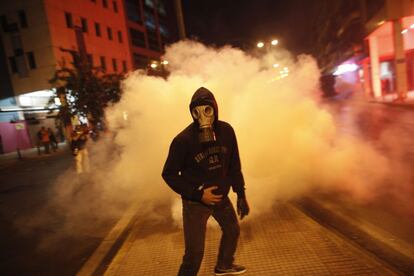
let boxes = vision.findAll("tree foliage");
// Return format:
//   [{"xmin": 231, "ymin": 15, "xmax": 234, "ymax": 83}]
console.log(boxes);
[{"xmin": 49, "ymin": 63, "xmax": 123, "ymax": 129}]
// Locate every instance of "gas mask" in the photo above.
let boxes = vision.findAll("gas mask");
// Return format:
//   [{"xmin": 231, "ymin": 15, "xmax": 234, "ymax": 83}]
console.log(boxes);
[{"xmin": 191, "ymin": 105, "xmax": 216, "ymax": 143}]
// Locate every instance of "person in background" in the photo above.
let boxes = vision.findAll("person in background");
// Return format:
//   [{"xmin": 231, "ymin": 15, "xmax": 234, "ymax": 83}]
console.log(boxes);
[
  {"xmin": 162, "ymin": 87, "xmax": 250, "ymax": 276},
  {"xmin": 48, "ymin": 127, "xmax": 58, "ymax": 152},
  {"xmin": 36, "ymin": 128, "xmax": 43, "ymax": 155},
  {"xmin": 39, "ymin": 126, "xmax": 50, "ymax": 154},
  {"xmin": 71, "ymin": 124, "xmax": 90, "ymax": 174}
]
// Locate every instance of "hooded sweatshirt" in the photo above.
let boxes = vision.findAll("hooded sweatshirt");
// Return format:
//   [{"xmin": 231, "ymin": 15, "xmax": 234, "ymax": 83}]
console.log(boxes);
[{"xmin": 162, "ymin": 87, "xmax": 246, "ymax": 202}]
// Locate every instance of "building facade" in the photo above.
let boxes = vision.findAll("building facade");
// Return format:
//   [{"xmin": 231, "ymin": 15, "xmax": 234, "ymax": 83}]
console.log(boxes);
[
  {"xmin": 0, "ymin": 0, "xmax": 178, "ymax": 153},
  {"xmin": 362, "ymin": 0, "xmax": 414, "ymax": 101}
]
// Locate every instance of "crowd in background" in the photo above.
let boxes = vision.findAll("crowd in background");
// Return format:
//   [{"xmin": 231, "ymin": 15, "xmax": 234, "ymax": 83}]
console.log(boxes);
[
  {"xmin": 36, "ymin": 124, "xmax": 90, "ymax": 175},
  {"xmin": 36, "ymin": 126, "xmax": 59, "ymax": 155}
]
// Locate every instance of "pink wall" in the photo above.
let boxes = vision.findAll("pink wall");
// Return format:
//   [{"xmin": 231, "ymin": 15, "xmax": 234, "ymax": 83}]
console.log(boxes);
[{"xmin": 0, "ymin": 121, "xmax": 32, "ymax": 153}]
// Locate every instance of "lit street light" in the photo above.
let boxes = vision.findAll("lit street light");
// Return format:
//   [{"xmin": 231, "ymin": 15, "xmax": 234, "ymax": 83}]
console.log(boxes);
[
  {"xmin": 256, "ymin": 39, "xmax": 279, "ymax": 50},
  {"xmin": 257, "ymin": 41, "xmax": 264, "ymax": 48}
]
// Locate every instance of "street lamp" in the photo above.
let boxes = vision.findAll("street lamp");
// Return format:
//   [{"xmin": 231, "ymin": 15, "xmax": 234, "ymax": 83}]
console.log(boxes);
[{"xmin": 256, "ymin": 39, "xmax": 279, "ymax": 50}]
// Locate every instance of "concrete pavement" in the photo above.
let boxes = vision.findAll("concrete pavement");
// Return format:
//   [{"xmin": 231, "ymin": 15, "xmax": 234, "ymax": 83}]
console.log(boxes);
[
  {"xmin": 93, "ymin": 200, "xmax": 399, "ymax": 276},
  {"xmin": 0, "ymin": 143, "xmax": 68, "ymax": 169}
]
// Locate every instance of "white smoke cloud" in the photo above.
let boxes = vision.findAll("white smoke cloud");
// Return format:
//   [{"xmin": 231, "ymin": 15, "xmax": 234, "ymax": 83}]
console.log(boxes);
[
  {"xmin": 15, "ymin": 40, "xmax": 413, "ymax": 254},
  {"xmin": 104, "ymin": 40, "xmax": 397, "ymax": 218}
]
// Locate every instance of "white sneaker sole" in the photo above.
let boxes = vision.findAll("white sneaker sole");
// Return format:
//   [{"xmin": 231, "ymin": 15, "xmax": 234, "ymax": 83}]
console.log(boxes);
[{"xmin": 214, "ymin": 268, "xmax": 247, "ymax": 275}]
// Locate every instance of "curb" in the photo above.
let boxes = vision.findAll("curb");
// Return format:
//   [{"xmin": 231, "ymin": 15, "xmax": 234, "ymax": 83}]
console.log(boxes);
[
  {"xmin": 76, "ymin": 198, "xmax": 141, "ymax": 276},
  {"xmin": 294, "ymin": 196, "xmax": 414, "ymax": 275},
  {"xmin": 368, "ymin": 100, "xmax": 414, "ymax": 110}
]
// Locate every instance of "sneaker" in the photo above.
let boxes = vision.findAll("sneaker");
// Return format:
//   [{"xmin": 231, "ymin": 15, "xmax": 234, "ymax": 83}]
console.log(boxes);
[{"xmin": 214, "ymin": 264, "xmax": 247, "ymax": 275}]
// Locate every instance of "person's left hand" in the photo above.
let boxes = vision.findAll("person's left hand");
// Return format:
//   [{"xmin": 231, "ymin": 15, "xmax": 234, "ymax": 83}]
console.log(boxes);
[{"xmin": 237, "ymin": 197, "xmax": 250, "ymax": 220}]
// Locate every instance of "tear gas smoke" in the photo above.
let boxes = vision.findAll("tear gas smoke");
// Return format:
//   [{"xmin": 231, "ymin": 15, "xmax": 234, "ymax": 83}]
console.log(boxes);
[
  {"xmin": 105, "ymin": 40, "xmax": 409, "ymax": 221},
  {"xmin": 16, "ymin": 41, "xmax": 412, "ymax": 245}
]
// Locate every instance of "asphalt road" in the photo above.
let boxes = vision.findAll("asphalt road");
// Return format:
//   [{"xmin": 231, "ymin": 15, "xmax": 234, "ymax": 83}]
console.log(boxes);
[
  {"xmin": 0, "ymin": 148, "xmax": 124, "ymax": 276},
  {"xmin": 322, "ymin": 100, "xmax": 414, "ymax": 247}
]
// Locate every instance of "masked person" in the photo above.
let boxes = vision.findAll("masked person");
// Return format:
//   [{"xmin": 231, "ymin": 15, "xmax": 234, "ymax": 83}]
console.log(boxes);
[
  {"xmin": 162, "ymin": 87, "xmax": 250, "ymax": 276},
  {"xmin": 71, "ymin": 124, "xmax": 90, "ymax": 174}
]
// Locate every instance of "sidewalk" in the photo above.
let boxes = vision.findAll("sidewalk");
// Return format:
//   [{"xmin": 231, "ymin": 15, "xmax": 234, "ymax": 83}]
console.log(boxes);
[
  {"xmin": 97, "ymin": 201, "xmax": 398, "ymax": 276},
  {"xmin": 370, "ymin": 98, "xmax": 414, "ymax": 110},
  {"xmin": 0, "ymin": 143, "xmax": 68, "ymax": 169}
]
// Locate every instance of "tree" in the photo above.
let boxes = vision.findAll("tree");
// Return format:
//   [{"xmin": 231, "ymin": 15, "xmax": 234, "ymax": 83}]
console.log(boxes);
[{"xmin": 49, "ymin": 58, "xmax": 123, "ymax": 132}]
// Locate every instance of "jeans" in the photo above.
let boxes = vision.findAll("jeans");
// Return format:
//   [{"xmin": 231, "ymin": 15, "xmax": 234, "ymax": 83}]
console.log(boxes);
[
  {"xmin": 75, "ymin": 148, "xmax": 90, "ymax": 174},
  {"xmin": 178, "ymin": 196, "xmax": 240, "ymax": 276}
]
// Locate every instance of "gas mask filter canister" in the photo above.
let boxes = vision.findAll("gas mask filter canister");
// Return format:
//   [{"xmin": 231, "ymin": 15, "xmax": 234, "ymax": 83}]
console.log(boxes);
[{"xmin": 191, "ymin": 105, "xmax": 216, "ymax": 143}]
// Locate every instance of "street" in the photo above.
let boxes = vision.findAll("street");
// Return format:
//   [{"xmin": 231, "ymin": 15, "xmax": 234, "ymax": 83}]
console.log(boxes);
[
  {"xmin": 0, "ymin": 148, "xmax": 125, "ymax": 276},
  {"xmin": 0, "ymin": 100, "xmax": 413, "ymax": 275}
]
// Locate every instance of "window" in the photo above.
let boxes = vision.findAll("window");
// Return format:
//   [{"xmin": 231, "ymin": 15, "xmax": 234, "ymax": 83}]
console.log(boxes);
[
  {"xmin": 81, "ymin": 17, "xmax": 88, "ymax": 33},
  {"xmin": 129, "ymin": 28, "xmax": 146, "ymax": 48},
  {"xmin": 117, "ymin": 31, "xmax": 122, "ymax": 43},
  {"xmin": 112, "ymin": 58, "xmax": 117, "ymax": 71},
  {"xmin": 147, "ymin": 29, "xmax": 160, "ymax": 51},
  {"xmin": 125, "ymin": 0, "xmax": 142, "ymax": 23},
  {"xmin": 157, "ymin": 0, "xmax": 166, "ymax": 15},
  {"xmin": 87, "ymin": 54, "xmax": 93, "ymax": 66},
  {"xmin": 107, "ymin": 27, "xmax": 113, "ymax": 40},
  {"xmin": 103, "ymin": 0, "xmax": 108, "ymax": 8},
  {"xmin": 144, "ymin": 8, "xmax": 156, "ymax": 30},
  {"xmin": 133, "ymin": 53, "xmax": 148, "ymax": 69},
  {"xmin": 95, "ymin": 22, "xmax": 101, "ymax": 36},
  {"xmin": 113, "ymin": 1, "xmax": 118, "ymax": 13},
  {"xmin": 8, "ymin": 57, "xmax": 18, "ymax": 73},
  {"xmin": 18, "ymin": 10, "xmax": 28, "ymax": 28},
  {"xmin": 72, "ymin": 54, "xmax": 80, "ymax": 66},
  {"xmin": 145, "ymin": 0, "xmax": 154, "ymax": 8},
  {"xmin": 122, "ymin": 60, "xmax": 127, "ymax": 72},
  {"xmin": 65, "ymin": 12, "xmax": 73, "ymax": 28},
  {"xmin": 27, "ymin": 52, "xmax": 36, "ymax": 69},
  {"xmin": 100, "ymin": 56, "xmax": 106, "ymax": 70}
]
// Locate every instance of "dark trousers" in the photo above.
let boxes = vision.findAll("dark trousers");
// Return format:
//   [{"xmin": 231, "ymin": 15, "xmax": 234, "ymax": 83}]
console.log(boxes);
[
  {"xmin": 43, "ymin": 142, "xmax": 50, "ymax": 154},
  {"xmin": 178, "ymin": 197, "xmax": 240, "ymax": 276}
]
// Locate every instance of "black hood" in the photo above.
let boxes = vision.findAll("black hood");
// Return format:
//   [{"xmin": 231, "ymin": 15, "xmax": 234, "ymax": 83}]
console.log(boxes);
[{"xmin": 189, "ymin": 87, "xmax": 219, "ymax": 124}]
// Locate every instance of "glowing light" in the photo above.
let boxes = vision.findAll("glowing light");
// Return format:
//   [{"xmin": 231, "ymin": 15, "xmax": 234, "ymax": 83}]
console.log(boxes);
[
  {"xmin": 161, "ymin": 60, "xmax": 169, "ymax": 65},
  {"xmin": 410, "ymin": 24, "xmax": 414, "ymax": 29},
  {"xmin": 401, "ymin": 29, "xmax": 408, "ymax": 34},
  {"xmin": 150, "ymin": 63, "xmax": 158, "ymax": 69},
  {"xmin": 271, "ymin": 39, "xmax": 278, "ymax": 46},
  {"xmin": 273, "ymin": 63, "xmax": 279, "ymax": 68},
  {"xmin": 123, "ymin": 111, "xmax": 128, "ymax": 121},
  {"xmin": 333, "ymin": 63, "xmax": 358, "ymax": 75},
  {"xmin": 257, "ymin": 42, "xmax": 264, "ymax": 48},
  {"xmin": 54, "ymin": 97, "xmax": 61, "ymax": 106},
  {"xmin": 283, "ymin": 67, "xmax": 289, "ymax": 72},
  {"xmin": 378, "ymin": 20, "xmax": 385, "ymax": 26}
]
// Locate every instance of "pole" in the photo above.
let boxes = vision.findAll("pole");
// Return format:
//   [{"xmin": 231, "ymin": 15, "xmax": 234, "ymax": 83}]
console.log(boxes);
[{"xmin": 174, "ymin": 0, "xmax": 186, "ymax": 40}]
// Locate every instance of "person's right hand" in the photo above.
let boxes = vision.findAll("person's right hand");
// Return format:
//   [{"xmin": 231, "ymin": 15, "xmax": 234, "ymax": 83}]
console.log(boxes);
[{"xmin": 201, "ymin": 186, "xmax": 222, "ymax": 206}]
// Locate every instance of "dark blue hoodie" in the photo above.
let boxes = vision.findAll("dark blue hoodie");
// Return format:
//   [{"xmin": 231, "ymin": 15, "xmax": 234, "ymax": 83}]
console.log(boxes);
[{"xmin": 162, "ymin": 87, "xmax": 246, "ymax": 202}]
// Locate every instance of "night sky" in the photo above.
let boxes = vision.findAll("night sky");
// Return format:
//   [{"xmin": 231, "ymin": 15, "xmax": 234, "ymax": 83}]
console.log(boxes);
[{"xmin": 182, "ymin": 0, "xmax": 317, "ymax": 54}]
